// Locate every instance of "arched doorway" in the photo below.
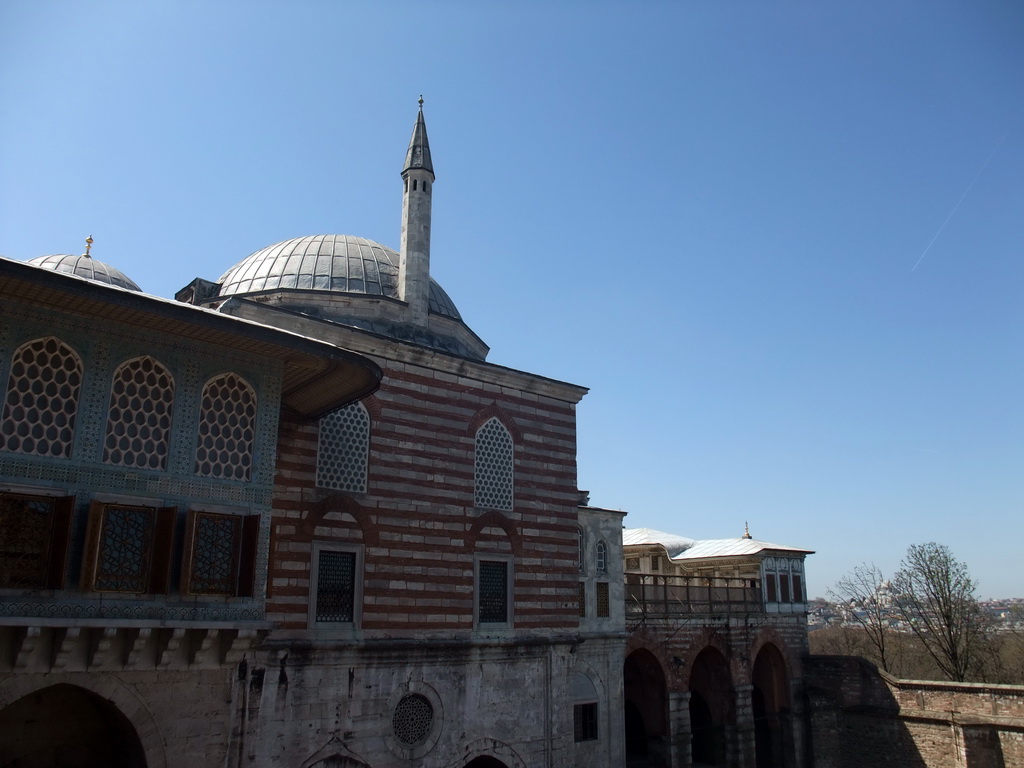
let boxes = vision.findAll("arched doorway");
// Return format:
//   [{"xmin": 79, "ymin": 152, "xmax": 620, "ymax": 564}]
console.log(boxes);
[
  {"xmin": 623, "ymin": 648, "xmax": 668, "ymax": 767},
  {"xmin": 0, "ymin": 683, "xmax": 147, "ymax": 767},
  {"xmin": 688, "ymin": 647, "xmax": 733, "ymax": 767},
  {"xmin": 751, "ymin": 643, "xmax": 790, "ymax": 768},
  {"xmin": 465, "ymin": 758, "xmax": 508, "ymax": 768}
]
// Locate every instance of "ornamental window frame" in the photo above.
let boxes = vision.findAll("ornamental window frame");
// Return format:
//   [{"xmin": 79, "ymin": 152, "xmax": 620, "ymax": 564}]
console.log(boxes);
[
  {"xmin": 474, "ymin": 554, "xmax": 513, "ymax": 628},
  {"xmin": 193, "ymin": 372, "xmax": 257, "ymax": 482},
  {"xmin": 572, "ymin": 672, "xmax": 600, "ymax": 743},
  {"xmin": 308, "ymin": 541, "xmax": 363, "ymax": 630},
  {"xmin": 180, "ymin": 508, "xmax": 259, "ymax": 597},
  {"xmin": 103, "ymin": 355, "xmax": 175, "ymax": 471},
  {"xmin": 473, "ymin": 417, "xmax": 514, "ymax": 511},
  {"xmin": 80, "ymin": 500, "xmax": 176, "ymax": 594},
  {"xmin": 0, "ymin": 490, "xmax": 75, "ymax": 590},
  {"xmin": 316, "ymin": 401, "xmax": 370, "ymax": 494},
  {"xmin": 0, "ymin": 336, "xmax": 84, "ymax": 459},
  {"xmin": 596, "ymin": 540, "xmax": 608, "ymax": 574}
]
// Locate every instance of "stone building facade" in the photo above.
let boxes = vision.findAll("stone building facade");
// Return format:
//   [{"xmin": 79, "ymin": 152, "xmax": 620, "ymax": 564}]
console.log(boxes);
[
  {"xmin": 620, "ymin": 528, "xmax": 814, "ymax": 768},
  {"xmin": 0, "ymin": 105, "xmax": 628, "ymax": 768}
]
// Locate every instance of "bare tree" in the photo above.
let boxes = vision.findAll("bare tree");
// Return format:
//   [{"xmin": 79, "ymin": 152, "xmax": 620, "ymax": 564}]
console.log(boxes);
[
  {"xmin": 891, "ymin": 542, "xmax": 989, "ymax": 682},
  {"xmin": 828, "ymin": 563, "xmax": 900, "ymax": 674}
]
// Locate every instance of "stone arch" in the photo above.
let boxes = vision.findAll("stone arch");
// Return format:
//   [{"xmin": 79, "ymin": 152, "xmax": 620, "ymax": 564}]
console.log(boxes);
[
  {"xmin": 467, "ymin": 510, "xmax": 522, "ymax": 554},
  {"xmin": 0, "ymin": 677, "xmax": 166, "ymax": 768},
  {"xmin": 623, "ymin": 647, "xmax": 669, "ymax": 766},
  {"xmin": 751, "ymin": 642, "xmax": 791, "ymax": 768},
  {"xmin": 453, "ymin": 738, "xmax": 527, "ymax": 768},
  {"xmin": 466, "ymin": 403, "xmax": 522, "ymax": 442},
  {"xmin": 689, "ymin": 645, "xmax": 734, "ymax": 767},
  {"xmin": 299, "ymin": 734, "xmax": 370, "ymax": 768},
  {"xmin": 294, "ymin": 491, "xmax": 379, "ymax": 547}
]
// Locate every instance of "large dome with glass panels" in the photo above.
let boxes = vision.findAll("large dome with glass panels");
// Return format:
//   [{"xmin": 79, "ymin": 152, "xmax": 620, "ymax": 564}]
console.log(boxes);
[
  {"xmin": 217, "ymin": 234, "xmax": 463, "ymax": 321},
  {"xmin": 28, "ymin": 253, "xmax": 141, "ymax": 292}
]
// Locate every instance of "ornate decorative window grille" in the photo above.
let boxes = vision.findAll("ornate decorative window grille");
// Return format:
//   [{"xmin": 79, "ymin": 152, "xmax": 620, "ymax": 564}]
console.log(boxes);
[
  {"xmin": 478, "ymin": 559, "xmax": 508, "ymax": 623},
  {"xmin": 596, "ymin": 581, "xmax": 610, "ymax": 617},
  {"xmin": 314, "ymin": 549, "xmax": 356, "ymax": 623},
  {"xmin": 194, "ymin": 373, "xmax": 257, "ymax": 481},
  {"xmin": 392, "ymin": 694, "xmax": 433, "ymax": 747},
  {"xmin": 316, "ymin": 402, "xmax": 369, "ymax": 493},
  {"xmin": 474, "ymin": 418, "xmax": 513, "ymax": 510},
  {"xmin": 1, "ymin": 337, "xmax": 83, "ymax": 458},
  {"xmin": 183, "ymin": 510, "xmax": 259, "ymax": 596},
  {"xmin": 82, "ymin": 502, "xmax": 175, "ymax": 593},
  {"xmin": 103, "ymin": 357, "xmax": 174, "ymax": 470},
  {"xmin": 0, "ymin": 492, "xmax": 73, "ymax": 589}
]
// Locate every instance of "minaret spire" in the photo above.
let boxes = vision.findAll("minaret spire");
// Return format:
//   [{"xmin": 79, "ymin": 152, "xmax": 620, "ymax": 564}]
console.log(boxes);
[{"xmin": 399, "ymin": 97, "xmax": 435, "ymax": 326}]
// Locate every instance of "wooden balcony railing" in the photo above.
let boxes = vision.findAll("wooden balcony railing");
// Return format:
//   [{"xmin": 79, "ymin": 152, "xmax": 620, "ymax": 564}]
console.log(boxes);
[{"xmin": 625, "ymin": 573, "xmax": 764, "ymax": 618}]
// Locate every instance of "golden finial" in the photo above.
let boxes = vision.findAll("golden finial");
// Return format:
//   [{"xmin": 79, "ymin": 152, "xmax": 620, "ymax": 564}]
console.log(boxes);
[
  {"xmin": 418, "ymin": 94, "xmax": 424, "ymax": 109},
  {"xmin": 743, "ymin": 521, "xmax": 752, "ymax": 539},
  {"xmin": 83, "ymin": 235, "xmax": 94, "ymax": 258}
]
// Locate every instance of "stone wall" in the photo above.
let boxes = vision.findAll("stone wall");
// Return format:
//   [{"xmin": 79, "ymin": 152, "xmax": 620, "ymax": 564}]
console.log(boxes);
[{"xmin": 805, "ymin": 655, "xmax": 1024, "ymax": 768}]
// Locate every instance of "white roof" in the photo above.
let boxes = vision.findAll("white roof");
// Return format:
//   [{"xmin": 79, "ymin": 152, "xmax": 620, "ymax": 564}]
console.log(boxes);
[{"xmin": 623, "ymin": 527, "xmax": 814, "ymax": 561}]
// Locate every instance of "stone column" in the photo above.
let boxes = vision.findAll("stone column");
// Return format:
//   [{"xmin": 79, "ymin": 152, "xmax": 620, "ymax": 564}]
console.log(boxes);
[
  {"xmin": 668, "ymin": 690, "xmax": 691, "ymax": 768},
  {"xmin": 732, "ymin": 683, "xmax": 756, "ymax": 768}
]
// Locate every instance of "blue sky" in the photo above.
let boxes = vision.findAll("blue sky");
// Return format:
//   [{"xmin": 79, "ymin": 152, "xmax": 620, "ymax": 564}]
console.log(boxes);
[{"xmin": 2, "ymin": 1, "xmax": 1021, "ymax": 598}]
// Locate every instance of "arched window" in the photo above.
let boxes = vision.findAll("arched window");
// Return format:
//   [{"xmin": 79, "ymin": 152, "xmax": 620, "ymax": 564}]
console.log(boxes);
[
  {"xmin": 596, "ymin": 540, "xmax": 608, "ymax": 574},
  {"xmin": 103, "ymin": 356, "xmax": 174, "ymax": 470},
  {"xmin": 194, "ymin": 373, "xmax": 256, "ymax": 481},
  {"xmin": 316, "ymin": 401, "xmax": 369, "ymax": 493},
  {"xmin": 0, "ymin": 337, "xmax": 83, "ymax": 458},
  {"xmin": 474, "ymin": 417, "xmax": 513, "ymax": 510},
  {"xmin": 578, "ymin": 527, "xmax": 586, "ymax": 573}
]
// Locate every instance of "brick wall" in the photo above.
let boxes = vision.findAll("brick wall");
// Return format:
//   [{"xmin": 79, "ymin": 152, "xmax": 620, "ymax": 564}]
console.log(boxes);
[
  {"xmin": 806, "ymin": 656, "xmax": 1024, "ymax": 768},
  {"xmin": 266, "ymin": 351, "xmax": 585, "ymax": 636}
]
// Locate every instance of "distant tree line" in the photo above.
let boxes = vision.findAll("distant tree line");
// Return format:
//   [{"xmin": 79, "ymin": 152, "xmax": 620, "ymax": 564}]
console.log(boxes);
[{"xmin": 812, "ymin": 542, "xmax": 1024, "ymax": 685}]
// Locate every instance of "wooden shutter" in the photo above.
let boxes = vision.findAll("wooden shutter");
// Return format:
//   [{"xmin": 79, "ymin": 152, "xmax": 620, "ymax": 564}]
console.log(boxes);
[
  {"xmin": 148, "ymin": 506, "xmax": 177, "ymax": 594},
  {"xmin": 46, "ymin": 495, "xmax": 75, "ymax": 589},
  {"xmin": 237, "ymin": 514, "xmax": 261, "ymax": 597}
]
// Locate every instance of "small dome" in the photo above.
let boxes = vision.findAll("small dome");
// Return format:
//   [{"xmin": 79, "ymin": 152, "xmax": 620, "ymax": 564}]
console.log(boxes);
[
  {"xmin": 218, "ymin": 234, "xmax": 462, "ymax": 320},
  {"xmin": 29, "ymin": 254, "xmax": 141, "ymax": 292}
]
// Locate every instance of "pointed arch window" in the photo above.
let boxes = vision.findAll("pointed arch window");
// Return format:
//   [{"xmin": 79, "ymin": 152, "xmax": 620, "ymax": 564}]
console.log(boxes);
[
  {"xmin": 103, "ymin": 356, "xmax": 174, "ymax": 470},
  {"xmin": 194, "ymin": 373, "xmax": 256, "ymax": 481},
  {"xmin": 316, "ymin": 401, "xmax": 369, "ymax": 494},
  {"xmin": 596, "ymin": 540, "xmax": 608, "ymax": 574},
  {"xmin": 1, "ymin": 337, "xmax": 83, "ymax": 458},
  {"xmin": 474, "ymin": 417, "xmax": 513, "ymax": 511}
]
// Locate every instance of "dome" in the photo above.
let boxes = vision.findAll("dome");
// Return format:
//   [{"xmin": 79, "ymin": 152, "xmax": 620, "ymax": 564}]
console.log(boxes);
[
  {"xmin": 28, "ymin": 254, "xmax": 141, "ymax": 292},
  {"xmin": 218, "ymin": 234, "xmax": 462, "ymax": 320}
]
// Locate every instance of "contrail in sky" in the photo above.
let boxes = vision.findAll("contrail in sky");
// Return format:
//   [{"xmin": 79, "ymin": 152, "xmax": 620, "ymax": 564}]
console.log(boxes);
[{"xmin": 911, "ymin": 112, "xmax": 1021, "ymax": 273}]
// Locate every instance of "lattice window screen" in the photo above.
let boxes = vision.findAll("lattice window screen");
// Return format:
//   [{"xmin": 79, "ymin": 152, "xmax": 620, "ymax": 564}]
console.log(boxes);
[
  {"xmin": 316, "ymin": 402, "xmax": 369, "ymax": 493},
  {"xmin": 478, "ymin": 560, "xmax": 508, "ymax": 623},
  {"xmin": 315, "ymin": 550, "xmax": 356, "ymax": 622},
  {"xmin": 474, "ymin": 418, "xmax": 513, "ymax": 510},
  {"xmin": 392, "ymin": 694, "xmax": 433, "ymax": 747},
  {"xmin": 194, "ymin": 373, "xmax": 256, "ymax": 481},
  {"xmin": 0, "ymin": 493, "xmax": 56, "ymax": 588},
  {"xmin": 1, "ymin": 337, "xmax": 83, "ymax": 458},
  {"xmin": 104, "ymin": 357, "xmax": 174, "ymax": 470}
]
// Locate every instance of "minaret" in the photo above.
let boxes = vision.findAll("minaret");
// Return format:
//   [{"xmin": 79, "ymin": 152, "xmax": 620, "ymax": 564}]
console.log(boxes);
[{"xmin": 399, "ymin": 97, "xmax": 435, "ymax": 327}]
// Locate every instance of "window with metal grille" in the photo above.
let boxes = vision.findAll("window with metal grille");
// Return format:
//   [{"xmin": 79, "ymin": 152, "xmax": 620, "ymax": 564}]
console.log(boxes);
[
  {"xmin": 0, "ymin": 492, "xmax": 74, "ymax": 589},
  {"xmin": 596, "ymin": 541, "xmax": 607, "ymax": 573},
  {"xmin": 478, "ymin": 559, "xmax": 508, "ymax": 623},
  {"xmin": 650, "ymin": 555, "xmax": 660, "ymax": 572},
  {"xmin": 182, "ymin": 510, "xmax": 259, "ymax": 596},
  {"xmin": 574, "ymin": 702, "xmax": 599, "ymax": 742},
  {"xmin": 474, "ymin": 418, "xmax": 513, "ymax": 510},
  {"xmin": 1, "ymin": 337, "xmax": 83, "ymax": 458},
  {"xmin": 392, "ymin": 694, "xmax": 433, "ymax": 747},
  {"xmin": 596, "ymin": 581, "xmax": 610, "ymax": 617},
  {"xmin": 194, "ymin": 373, "xmax": 256, "ymax": 481},
  {"xmin": 316, "ymin": 402, "xmax": 369, "ymax": 493},
  {"xmin": 579, "ymin": 582, "xmax": 586, "ymax": 617},
  {"xmin": 81, "ymin": 501, "xmax": 175, "ymax": 593},
  {"xmin": 314, "ymin": 549, "xmax": 356, "ymax": 623},
  {"xmin": 103, "ymin": 357, "xmax": 174, "ymax": 470}
]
